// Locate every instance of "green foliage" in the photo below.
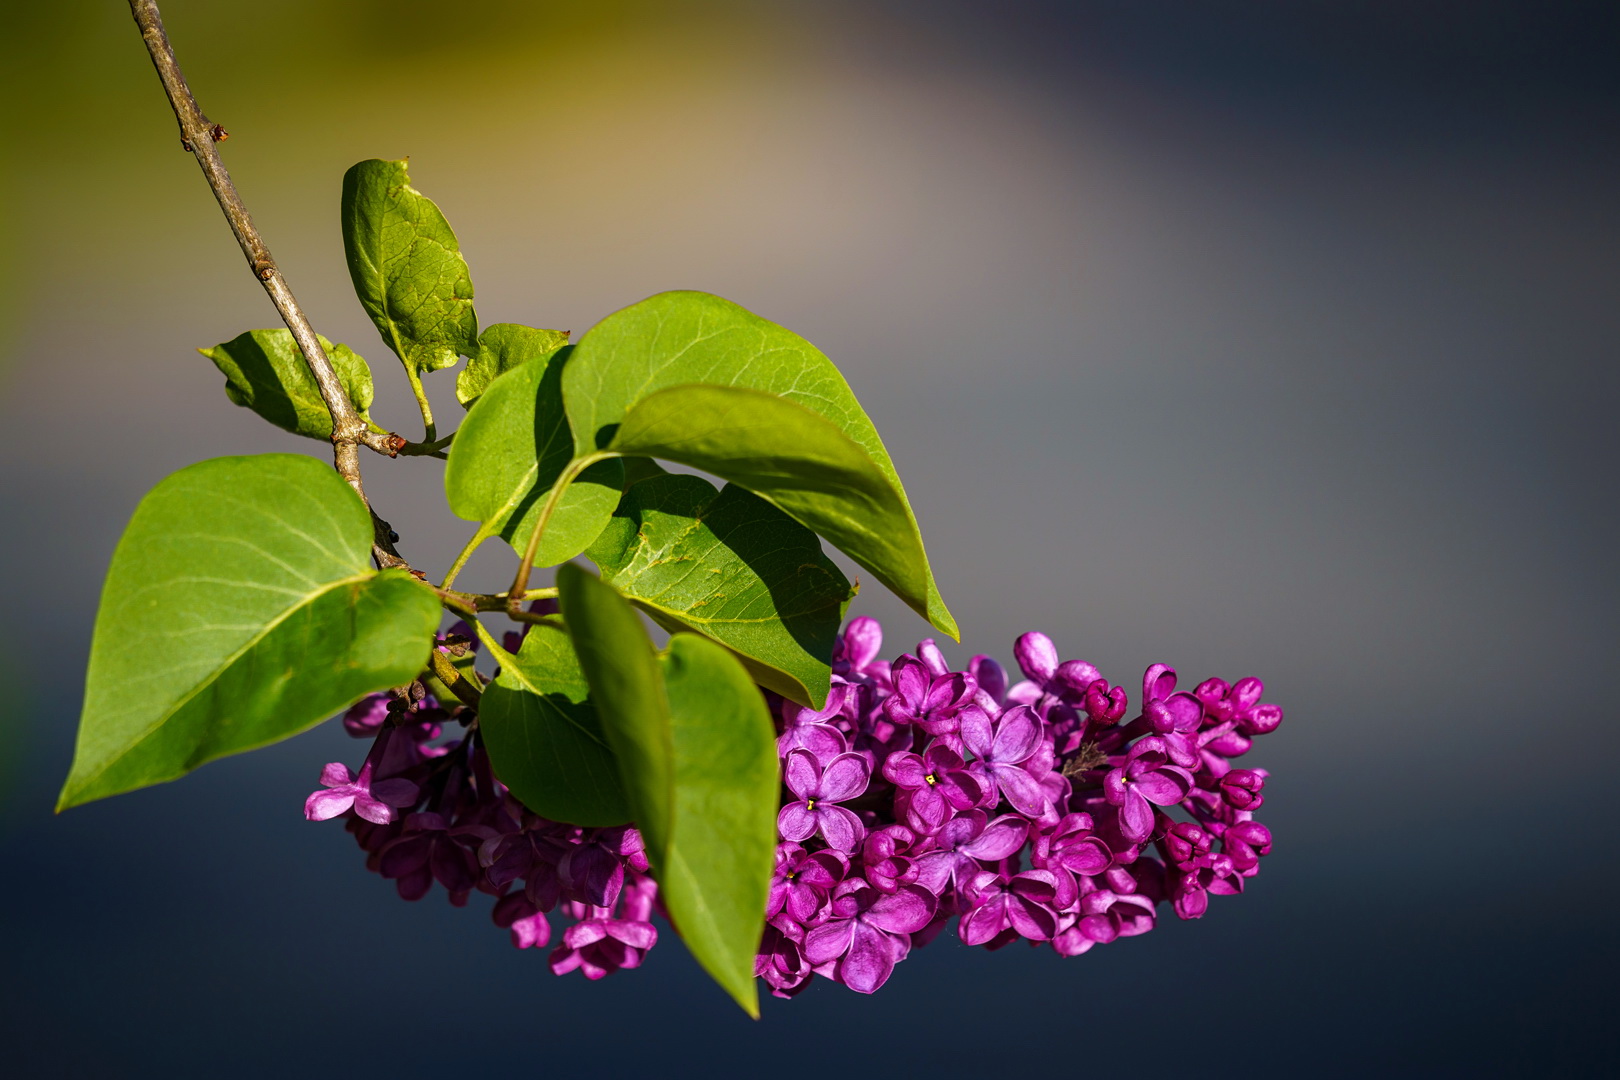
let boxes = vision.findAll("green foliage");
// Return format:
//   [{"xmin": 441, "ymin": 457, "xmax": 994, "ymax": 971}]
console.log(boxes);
[
  {"xmin": 561, "ymin": 290, "xmax": 955, "ymax": 638},
  {"xmin": 609, "ymin": 383, "xmax": 951, "ymax": 639},
  {"xmin": 57, "ymin": 455, "xmax": 441, "ymax": 810},
  {"xmin": 655, "ymin": 633, "xmax": 778, "ymax": 1019},
  {"xmin": 558, "ymin": 564, "xmax": 775, "ymax": 1016},
  {"xmin": 201, "ymin": 329, "xmax": 376, "ymax": 440},
  {"xmin": 479, "ymin": 622, "xmax": 631, "ymax": 826},
  {"xmin": 457, "ymin": 323, "xmax": 571, "ymax": 409},
  {"xmin": 588, "ymin": 473, "xmax": 852, "ymax": 707},
  {"xmin": 443, "ymin": 346, "xmax": 624, "ymax": 568},
  {"xmin": 341, "ymin": 158, "xmax": 478, "ymax": 376}
]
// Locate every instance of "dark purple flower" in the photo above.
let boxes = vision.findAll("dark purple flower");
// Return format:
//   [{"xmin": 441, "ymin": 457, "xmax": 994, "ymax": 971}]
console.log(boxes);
[
  {"xmin": 492, "ymin": 893, "xmax": 552, "ymax": 949},
  {"xmin": 558, "ymin": 826, "xmax": 647, "ymax": 908},
  {"xmin": 341, "ymin": 693, "xmax": 392, "ymax": 738},
  {"xmin": 883, "ymin": 743, "xmax": 985, "ymax": 833},
  {"xmin": 960, "ymin": 704, "xmax": 1049, "ymax": 818},
  {"xmin": 1103, "ymin": 736, "xmax": 1195, "ymax": 843},
  {"xmin": 778, "ymin": 748, "xmax": 871, "ymax": 851},
  {"xmin": 803, "ymin": 879, "xmax": 935, "ymax": 993}
]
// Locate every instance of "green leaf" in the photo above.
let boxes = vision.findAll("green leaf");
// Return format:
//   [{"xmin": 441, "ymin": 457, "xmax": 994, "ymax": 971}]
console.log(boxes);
[
  {"xmin": 479, "ymin": 622, "xmax": 631, "ymax": 826},
  {"xmin": 556, "ymin": 564, "xmax": 775, "ymax": 1016},
  {"xmin": 456, "ymin": 323, "xmax": 570, "ymax": 410},
  {"xmin": 587, "ymin": 473, "xmax": 852, "ymax": 707},
  {"xmin": 609, "ymin": 384, "xmax": 946, "ymax": 642},
  {"xmin": 556, "ymin": 563, "xmax": 674, "ymax": 840},
  {"xmin": 201, "ymin": 329, "xmax": 376, "ymax": 441},
  {"xmin": 444, "ymin": 347, "xmax": 624, "ymax": 569},
  {"xmin": 341, "ymin": 158, "xmax": 478, "ymax": 376},
  {"xmin": 656, "ymin": 632, "xmax": 778, "ymax": 1019},
  {"xmin": 561, "ymin": 290, "xmax": 955, "ymax": 638},
  {"xmin": 58, "ymin": 454, "xmax": 442, "ymax": 810}
]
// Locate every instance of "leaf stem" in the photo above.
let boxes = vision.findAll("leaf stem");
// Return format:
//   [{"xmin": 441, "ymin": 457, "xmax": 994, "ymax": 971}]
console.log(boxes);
[
  {"xmin": 127, "ymin": 0, "xmax": 409, "ymax": 569},
  {"xmin": 403, "ymin": 365, "xmax": 438, "ymax": 443},
  {"xmin": 505, "ymin": 453, "xmax": 613, "ymax": 609},
  {"xmin": 440, "ymin": 524, "xmax": 492, "ymax": 591}
]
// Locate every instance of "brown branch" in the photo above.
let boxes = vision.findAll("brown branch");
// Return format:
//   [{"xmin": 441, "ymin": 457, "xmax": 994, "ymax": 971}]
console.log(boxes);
[{"xmin": 127, "ymin": 0, "xmax": 409, "ymax": 570}]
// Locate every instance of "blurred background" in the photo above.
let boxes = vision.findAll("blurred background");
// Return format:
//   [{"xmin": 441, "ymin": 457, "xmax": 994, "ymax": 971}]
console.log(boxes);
[{"xmin": 2, "ymin": 1, "xmax": 1617, "ymax": 1074}]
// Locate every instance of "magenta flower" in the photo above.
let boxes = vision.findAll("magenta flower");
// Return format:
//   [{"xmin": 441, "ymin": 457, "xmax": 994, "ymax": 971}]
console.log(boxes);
[
  {"xmin": 778, "ymin": 748, "xmax": 871, "ymax": 851},
  {"xmin": 303, "ymin": 758, "xmax": 418, "ymax": 825},
  {"xmin": 803, "ymin": 879, "xmax": 936, "ymax": 993},
  {"xmin": 959, "ymin": 869, "xmax": 1062, "ymax": 945},
  {"xmin": 960, "ymin": 704, "xmax": 1049, "ymax": 818},
  {"xmin": 883, "ymin": 742, "xmax": 985, "ymax": 833},
  {"xmin": 1052, "ymin": 888, "xmax": 1157, "ymax": 956},
  {"xmin": 882, "ymin": 655, "xmax": 982, "ymax": 740},
  {"xmin": 1033, "ymin": 812, "xmax": 1113, "ymax": 907},
  {"xmin": 549, "ymin": 875, "xmax": 659, "ymax": 980},
  {"xmin": 492, "ymin": 893, "xmax": 552, "ymax": 949},
  {"xmin": 860, "ymin": 825, "xmax": 921, "ymax": 894},
  {"xmin": 913, "ymin": 810, "xmax": 1029, "ymax": 898},
  {"xmin": 557, "ymin": 825, "xmax": 647, "ymax": 909},
  {"xmin": 767, "ymin": 843, "xmax": 849, "ymax": 925},
  {"xmin": 1219, "ymin": 768, "xmax": 1267, "ymax": 811},
  {"xmin": 1103, "ymin": 736, "xmax": 1196, "ymax": 843},
  {"xmin": 778, "ymin": 685, "xmax": 851, "ymax": 759}
]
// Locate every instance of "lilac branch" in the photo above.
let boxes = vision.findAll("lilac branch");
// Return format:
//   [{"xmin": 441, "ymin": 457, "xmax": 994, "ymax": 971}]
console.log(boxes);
[{"xmin": 127, "ymin": 0, "xmax": 410, "ymax": 569}]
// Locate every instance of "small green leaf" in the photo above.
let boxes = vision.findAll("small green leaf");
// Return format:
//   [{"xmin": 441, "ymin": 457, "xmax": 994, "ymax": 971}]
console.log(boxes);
[
  {"xmin": 201, "ymin": 329, "xmax": 376, "ymax": 440},
  {"xmin": 456, "ymin": 323, "xmax": 570, "ymax": 410},
  {"xmin": 444, "ymin": 347, "xmax": 624, "ymax": 569},
  {"xmin": 656, "ymin": 632, "xmax": 777, "ymax": 1019},
  {"xmin": 588, "ymin": 473, "xmax": 852, "ymax": 707},
  {"xmin": 557, "ymin": 564, "xmax": 775, "ymax": 1016},
  {"xmin": 561, "ymin": 290, "xmax": 954, "ymax": 638},
  {"xmin": 341, "ymin": 158, "xmax": 477, "ymax": 376},
  {"xmin": 58, "ymin": 454, "xmax": 442, "ymax": 810},
  {"xmin": 480, "ymin": 622, "xmax": 631, "ymax": 826},
  {"xmin": 610, "ymin": 384, "xmax": 943, "ymax": 643}
]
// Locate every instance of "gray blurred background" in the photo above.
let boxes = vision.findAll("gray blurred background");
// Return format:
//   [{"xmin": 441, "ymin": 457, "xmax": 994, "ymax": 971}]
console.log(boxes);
[{"xmin": 2, "ymin": 1, "xmax": 1616, "ymax": 1075}]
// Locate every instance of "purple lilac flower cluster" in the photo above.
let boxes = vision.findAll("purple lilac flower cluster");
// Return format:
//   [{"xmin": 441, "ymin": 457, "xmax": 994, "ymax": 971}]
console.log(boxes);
[{"xmin": 305, "ymin": 616, "xmax": 1280, "ymax": 996}]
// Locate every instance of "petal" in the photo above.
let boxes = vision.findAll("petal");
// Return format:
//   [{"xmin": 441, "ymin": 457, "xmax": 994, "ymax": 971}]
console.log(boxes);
[
  {"xmin": 916, "ymin": 639, "xmax": 949, "ymax": 677},
  {"xmin": 783, "ymin": 749, "xmax": 822, "ymax": 799},
  {"xmin": 992, "ymin": 764, "xmax": 1049, "ymax": 818},
  {"xmin": 839, "ymin": 921, "xmax": 897, "ymax": 994},
  {"xmin": 865, "ymin": 886, "xmax": 936, "ymax": 935},
  {"xmin": 818, "ymin": 753, "xmax": 872, "ymax": 804},
  {"xmin": 934, "ymin": 769, "xmax": 985, "ymax": 811},
  {"xmin": 777, "ymin": 802, "xmax": 818, "ymax": 843},
  {"xmin": 969, "ymin": 655, "xmax": 1007, "ymax": 703},
  {"xmin": 606, "ymin": 919, "xmax": 658, "ymax": 951},
  {"xmin": 803, "ymin": 918, "xmax": 856, "ymax": 966},
  {"xmin": 352, "ymin": 795, "xmax": 395, "ymax": 825},
  {"xmin": 1142, "ymin": 663, "xmax": 1177, "ymax": 704},
  {"xmin": 958, "ymin": 896, "xmax": 1008, "ymax": 947},
  {"xmin": 304, "ymin": 789, "xmax": 356, "ymax": 822},
  {"xmin": 318, "ymin": 762, "xmax": 356, "ymax": 787},
  {"xmin": 1119, "ymin": 790, "xmax": 1155, "ymax": 843},
  {"xmin": 817, "ymin": 805, "xmax": 866, "ymax": 852},
  {"xmin": 960, "ymin": 815, "xmax": 1029, "ymax": 861},
  {"xmin": 892, "ymin": 657, "xmax": 929, "ymax": 708},
  {"xmin": 370, "ymin": 777, "xmax": 421, "ymax": 808},
  {"xmin": 1134, "ymin": 766, "xmax": 1195, "ymax": 806},
  {"xmin": 959, "ymin": 708, "xmax": 994, "ymax": 759},
  {"xmin": 882, "ymin": 751, "xmax": 928, "ymax": 790},
  {"xmin": 1007, "ymin": 896, "xmax": 1057, "ymax": 940},
  {"xmin": 991, "ymin": 706, "xmax": 1042, "ymax": 764}
]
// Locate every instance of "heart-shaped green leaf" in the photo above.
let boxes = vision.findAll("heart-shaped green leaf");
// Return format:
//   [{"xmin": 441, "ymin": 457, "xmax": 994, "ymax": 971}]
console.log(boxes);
[
  {"xmin": 444, "ymin": 347, "xmax": 624, "ymax": 569},
  {"xmin": 479, "ymin": 622, "xmax": 631, "ymax": 826},
  {"xmin": 341, "ymin": 158, "xmax": 477, "ymax": 376},
  {"xmin": 588, "ymin": 473, "xmax": 852, "ymax": 707},
  {"xmin": 456, "ymin": 322, "xmax": 570, "ymax": 410},
  {"xmin": 201, "ymin": 329, "xmax": 376, "ymax": 441},
  {"xmin": 609, "ymin": 384, "xmax": 946, "ymax": 642},
  {"xmin": 557, "ymin": 564, "xmax": 776, "ymax": 1016},
  {"xmin": 561, "ymin": 290, "xmax": 954, "ymax": 638},
  {"xmin": 58, "ymin": 454, "xmax": 442, "ymax": 811}
]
